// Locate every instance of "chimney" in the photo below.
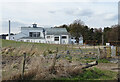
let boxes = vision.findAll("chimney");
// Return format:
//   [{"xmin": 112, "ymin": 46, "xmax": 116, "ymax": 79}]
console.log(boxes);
[{"xmin": 8, "ymin": 20, "xmax": 11, "ymax": 40}]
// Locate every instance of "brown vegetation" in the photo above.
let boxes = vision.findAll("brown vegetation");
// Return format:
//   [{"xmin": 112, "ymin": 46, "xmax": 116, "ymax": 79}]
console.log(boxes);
[{"xmin": 2, "ymin": 46, "xmax": 99, "ymax": 80}]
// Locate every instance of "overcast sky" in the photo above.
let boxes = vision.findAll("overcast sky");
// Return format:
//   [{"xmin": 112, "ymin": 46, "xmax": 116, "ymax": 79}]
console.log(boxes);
[{"xmin": 0, "ymin": 0, "xmax": 119, "ymax": 34}]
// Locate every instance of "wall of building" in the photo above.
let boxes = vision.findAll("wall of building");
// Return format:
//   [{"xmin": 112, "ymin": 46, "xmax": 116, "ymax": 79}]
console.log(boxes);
[
  {"xmin": 8, "ymin": 26, "xmax": 83, "ymax": 44},
  {"xmin": 7, "ymin": 32, "xmax": 28, "ymax": 41},
  {"xmin": 19, "ymin": 39, "xmax": 46, "ymax": 43},
  {"xmin": 21, "ymin": 27, "xmax": 44, "ymax": 38},
  {"xmin": 45, "ymin": 35, "xmax": 69, "ymax": 44},
  {"xmin": 60, "ymin": 35, "xmax": 69, "ymax": 44},
  {"xmin": 70, "ymin": 37, "xmax": 83, "ymax": 45}
]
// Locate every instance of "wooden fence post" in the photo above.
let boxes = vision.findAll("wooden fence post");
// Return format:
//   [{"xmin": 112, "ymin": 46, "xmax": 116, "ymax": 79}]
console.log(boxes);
[
  {"xmin": 79, "ymin": 47, "xmax": 83, "ymax": 54},
  {"xmin": 97, "ymin": 48, "xmax": 101, "ymax": 59},
  {"xmin": 72, "ymin": 43, "xmax": 73, "ymax": 50},
  {"xmin": 103, "ymin": 47, "xmax": 107, "ymax": 58},
  {"xmin": 22, "ymin": 52, "xmax": 26, "ymax": 80},
  {"xmin": 50, "ymin": 47, "xmax": 58, "ymax": 74},
  {"xmin": 56, "ymin": 47, "xmax": 58, "ymax": 53},
  {"xmin": 65, "ymin": 45, "xmax": 67, "ymax": 51}
]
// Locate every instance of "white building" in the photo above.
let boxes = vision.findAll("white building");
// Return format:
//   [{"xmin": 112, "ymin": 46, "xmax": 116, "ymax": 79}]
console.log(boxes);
[
  {"xmin": 70, "ymin": 36, "xmax": 83, "ymax": 45},
  {"xmin": 7, "ymin": 24, "xmax": 83, "ymax": 45}
]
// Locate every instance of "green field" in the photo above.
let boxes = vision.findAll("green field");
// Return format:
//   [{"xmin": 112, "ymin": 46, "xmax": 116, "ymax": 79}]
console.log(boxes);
[{"xmin": 1, "ymin": 39, "xmax": 98, "ymax": 56}]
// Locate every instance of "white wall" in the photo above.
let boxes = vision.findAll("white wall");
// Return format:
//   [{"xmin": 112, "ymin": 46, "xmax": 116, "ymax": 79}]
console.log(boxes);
[
  {"xmin": 52, "ymin": 35, "xmax": 60, "ymax": 44},
  {"xmin": 70, "ymin": 37, "xmax": 83, "ymax": 45},
  {"xmin": 79, "ymin": 37, "xmax": 83, "ymax": 45},
  {"xmin": 19, "ymin": 39, "xmax": 46, "ymax": 43},
  {"xmin": 45, "ymin": 35, "xmax": 69, "ymax": 44},
  {"xmin": 61, "ymin": 35, "xmax": 69, "ymax": 44},
  {"xmin": 21, "ymin": 28, "xmax": 44, "ymax": 37},
  {"xmin": 10, "ymin": 32, "xmax": 28, "ymax": 41},
  {"xmin": 9, "ymin": 27, "xmax": 75, "ymax": 44}
]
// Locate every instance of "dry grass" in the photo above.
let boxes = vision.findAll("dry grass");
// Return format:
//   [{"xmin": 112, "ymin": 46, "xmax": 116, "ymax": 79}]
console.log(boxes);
[
  {"xmin": 1, "ymin": 40, "xmax": 117, "ymax": 80},
  {"xmin": 2, "ymin": 54, "xmax": 90, "ymax": 80}
]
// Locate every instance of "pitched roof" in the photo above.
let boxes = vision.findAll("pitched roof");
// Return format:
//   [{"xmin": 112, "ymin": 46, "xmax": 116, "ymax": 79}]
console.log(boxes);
[
  {"xmin": 21, "ymin": 27, "xmax": 43, "ymax": 30},
  {"xmin": 45, "ymin": 28, "xmax": 69, "ymax": 35},
  {"xmin": 21, "ymin": 26, "xmax": 69, "ymax": 35}
]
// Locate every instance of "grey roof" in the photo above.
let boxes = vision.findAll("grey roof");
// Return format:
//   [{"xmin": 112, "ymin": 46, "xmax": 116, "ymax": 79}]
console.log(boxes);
[
  {"xmin": 20, "ymin": 37, "xmax": 45, "ymax": 39},
  {"xmin": 21, "ymin": 26, "xmax": 69, "ymax": 35},
  {"xmin": 45, "ymin": 28, "xmax": 69, "ymax": 35},
  {"xmin": 21, "ymin": 27, "xmax": 43, "ymax": 30}
]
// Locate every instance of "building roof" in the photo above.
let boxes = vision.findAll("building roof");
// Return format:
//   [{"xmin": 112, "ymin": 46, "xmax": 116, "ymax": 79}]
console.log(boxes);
[
  {"xmin": 21, "ymin": 27, "xmax": 43, "ymax": 30},
  {"xmin": 21, "ymin": 26, "xmax": 69, "ymax": 35},
  {"xmin": 45, "ymin": 28, "xmax": 69, "ymax": 35}
]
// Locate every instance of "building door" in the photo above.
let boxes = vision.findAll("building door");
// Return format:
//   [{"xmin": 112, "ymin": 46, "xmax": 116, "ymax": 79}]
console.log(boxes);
[{"xmin": 62, "ymin": 40, "xmax": 66, "ymax": 44}]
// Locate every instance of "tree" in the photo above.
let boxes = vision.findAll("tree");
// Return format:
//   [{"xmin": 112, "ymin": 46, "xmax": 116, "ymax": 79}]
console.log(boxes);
[
  {"xmin": 103, "ymin": 27, "xmax": 111, "ymax": 44},
  {"xmin": 54, "ymin": 19, "xmax": 120, "ymax": 45},
  {"xmin": 69, "ymin": 19, "xmax": 84, "ymax": 43},
  {"xmin": 54, "ymin": 24, "xmax": 70, "ymax": 32},
  {"xmin": 106, "ymin": 25, "xmax": 120, "ymax": 42},
  {"xmin": 94, "ymin": 28, "xmax": 102, "ymax": 44}
]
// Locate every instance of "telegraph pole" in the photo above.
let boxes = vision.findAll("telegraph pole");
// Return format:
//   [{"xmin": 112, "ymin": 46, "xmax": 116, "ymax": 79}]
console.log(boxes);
[
  {"xmin": 102, "ymin": 33, "xmax": 104, "ymax": 45},
  {"xmin": 102, "ymin": 28, "xmax": 104, "ymax": 45},
  {"xmin": 8, "ymin": 20, "xmax": 11, "ymax": 40}
]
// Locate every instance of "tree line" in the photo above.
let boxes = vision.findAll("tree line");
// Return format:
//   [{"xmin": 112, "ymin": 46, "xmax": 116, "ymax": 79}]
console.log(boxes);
[{"xmin": 55, "ymin": 19, "xmax": 120, "ymax": 45}]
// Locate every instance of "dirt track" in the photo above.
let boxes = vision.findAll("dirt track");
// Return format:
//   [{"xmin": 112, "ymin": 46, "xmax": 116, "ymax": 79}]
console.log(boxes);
[{"xmin": 95, "ymin": 63, "xmax": 119, "ymax": 72}]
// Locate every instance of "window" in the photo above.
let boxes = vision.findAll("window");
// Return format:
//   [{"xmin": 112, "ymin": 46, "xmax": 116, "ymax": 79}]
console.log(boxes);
[
  {"xmin": 29, "ymin": 32, "xmax": 32, "ymax": 37},
  {"xmin": 54, "ymin": 37, "xmax": 59, "ymax": 41},
  {"xmin": 33, "ymin": 32, "xmax": 36, "ymax": 37},
  {"xmin": 47, "ymin": 36, "xmax": 50, "ymax": 39},
  {"xmin": 36, "ymin": 32, "xmax": 40, "ymax": 37},
  {"xmin": 62, "ymin": 36, "xmax": 67, "ymax": 39},
  {"xmin": 29, "ymin": 32, "xmax": 40, "ymax": 37}
]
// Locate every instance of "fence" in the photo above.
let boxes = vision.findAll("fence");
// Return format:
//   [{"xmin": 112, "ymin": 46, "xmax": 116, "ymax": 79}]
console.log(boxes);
[
  {"xmin": 117, "ymin": 47, "xmax": 120, "ymax": 56},
  {"xmin": 15, "ymin": 45, "xmax": 120, "ymax": 80},
  {"xmin": 45, "ymin": 46, "xmax": 99, "ymax": 60},
  {"xmin": 104, "ymin": 46, "xmax": 120, "ymax": 58},
  {"xmin": 56, "ymin": 46, "xmax": 120, "ymax": 59},
  {"xmin": 20, "ymin": 46, "xmax": 99, "ymax": 80}
]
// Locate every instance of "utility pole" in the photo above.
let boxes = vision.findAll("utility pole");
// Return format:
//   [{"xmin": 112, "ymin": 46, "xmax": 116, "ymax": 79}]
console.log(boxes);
[
  {"xmin": 8, "ymin": 20, "xmax": 11, "ymax": 40},
  {"xmin": 102, "ymin": 33, "xmax": 104, "ymax": 45},
  {"xmin": 102, "ymin": 28, "xmax": 104, "ymax": 45}
]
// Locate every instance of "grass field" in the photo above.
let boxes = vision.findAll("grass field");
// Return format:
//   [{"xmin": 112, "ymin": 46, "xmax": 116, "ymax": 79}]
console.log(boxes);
[
  {"xmin": 1, "ymin": 39, "xmax": 118, "ymax": 80},
  {"xmin": 1, "ymin": 39, "xmax": 98, "ymax": 56}
]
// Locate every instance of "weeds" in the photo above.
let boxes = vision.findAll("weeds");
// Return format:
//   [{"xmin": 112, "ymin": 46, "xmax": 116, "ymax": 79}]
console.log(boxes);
[
  {"xmin": 97, "ymin": 59, "xmax": 110, "ymax": 63},
  {"xmin": 55, "ymin": 67, "xmax": 117, "ymax": 80},
  {"xmin": 1, "ymin": 40, "xmax": 117, "ymax": 81}
]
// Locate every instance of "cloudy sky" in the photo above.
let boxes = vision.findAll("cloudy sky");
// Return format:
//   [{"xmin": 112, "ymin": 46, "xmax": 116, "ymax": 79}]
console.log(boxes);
[{"xmin": 0, "ymin": 0, "xmax": 119, "ymax": 34}]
